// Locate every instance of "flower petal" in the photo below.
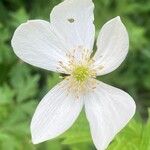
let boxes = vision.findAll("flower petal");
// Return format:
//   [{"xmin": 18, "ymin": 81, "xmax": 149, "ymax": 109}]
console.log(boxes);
[
  {"xmin": 93, "ymin": 16, "xmax": 129, "ymax": 76},
  {"xmin": 31, "ymin": 79, "xmax": 83, "ymax": 144},
  {"xmin": 84, "ymin": 81, "xmax": 136, "ymax": 150},
  {"xmin": 50, "ymin": 0, "xmax": 95, "ymax": 61},
  {"xmin": 11, "ymin": 20, "xmax": 71, "ymax": 73}
]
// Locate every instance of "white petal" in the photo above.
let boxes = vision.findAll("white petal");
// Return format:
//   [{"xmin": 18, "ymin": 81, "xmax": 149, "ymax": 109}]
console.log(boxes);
[
  {"xmin": 84, "ymin": 81, "xmax": 136, "ymax": 150},
  {"xmin": 11, "ymin": 20, "xmax": 71, "ymax": 73},
  {"xmin": 93, "ymin": 16, "xmax": 129, "ymax": 76},
  {"xmin": 50, "ymin": 0, "xmax": 95, "ymax": 61},
  {"xmin": 31, "ymin": 79, "xmax": 83, "ymax": 144}
]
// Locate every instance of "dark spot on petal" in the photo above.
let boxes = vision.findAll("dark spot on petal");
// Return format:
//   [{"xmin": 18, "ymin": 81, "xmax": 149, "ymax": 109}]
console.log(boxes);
[{"xmin": 68, "ymin": 18, "xmax": 75, "ymax": 23}]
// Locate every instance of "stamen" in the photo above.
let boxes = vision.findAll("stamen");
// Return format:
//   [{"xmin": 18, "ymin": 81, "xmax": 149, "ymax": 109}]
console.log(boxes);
[
  {"xmin": 72, "ymin": 66, "xmax": 89, "ymax": 82},
  {"xmin": 57, "ymin": 46, "xmax": 102, "ymax": 98}
]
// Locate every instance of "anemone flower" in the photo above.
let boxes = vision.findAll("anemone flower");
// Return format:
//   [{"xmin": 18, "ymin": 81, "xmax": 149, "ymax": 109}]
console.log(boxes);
[{"xmin": 11, "ymin": 0, "xmax": 136, "ymax": 149}]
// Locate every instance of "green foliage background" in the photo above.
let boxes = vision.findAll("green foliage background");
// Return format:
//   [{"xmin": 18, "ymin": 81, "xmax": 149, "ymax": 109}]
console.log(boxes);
[{"xmin": 0, "ymin": 0, "xmax": 150, "ymax": 149}]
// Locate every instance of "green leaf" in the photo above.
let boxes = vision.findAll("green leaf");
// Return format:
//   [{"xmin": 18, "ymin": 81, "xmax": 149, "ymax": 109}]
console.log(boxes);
[
  {"xmin": 60, "ymin": 112, "xmax": 92, "ymax": 145},
  {"xmin": 11, "ymin": 8, "xmax": 29, "ymax": 27},
  {"xmin": 47, "ymin": 73, "xmax": 62, "ymax": 89},
  {"xmin": 107, "ymin": 119, "xmax": 150, "ymax": 150},
  {"xmin": 9, "ymin": 63, "xmax": 40, "ymax": 102},
  {"xmin": 0, "ymin": 84, "xmax": 15, "ymax": 104}
]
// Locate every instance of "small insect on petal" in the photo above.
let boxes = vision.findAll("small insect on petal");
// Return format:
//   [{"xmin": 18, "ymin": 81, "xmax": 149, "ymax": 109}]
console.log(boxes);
[{"xmin": 68, "ymin": 18, "xmax": 75, "ymax": 23}]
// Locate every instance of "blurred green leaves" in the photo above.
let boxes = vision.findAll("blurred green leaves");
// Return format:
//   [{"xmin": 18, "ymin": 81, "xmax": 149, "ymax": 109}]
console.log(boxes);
[
  {"xmin": 60, "ymin": 111, "xmax": 150, "ymax": 150},
  {"xmin": 0, "ymin": 64, "xmax": 39, "ymax": 149},
  {"xmin": 0, "ymin": 84, "xmax": 15, "ymax": 105},
  {"xmin": 11, "ymin": 8, "xmax": 29, "ymax": 27},
  {"xmin": 61, "ymin": 112, "xmax": 92, "ymax": 145},
  {"xmin": 9, "ymin": 63, "xmax": 40, "ymax": 102},
  {"xmin": 107, "ymin": 110, "xmax": 150, "ymax": 150}
]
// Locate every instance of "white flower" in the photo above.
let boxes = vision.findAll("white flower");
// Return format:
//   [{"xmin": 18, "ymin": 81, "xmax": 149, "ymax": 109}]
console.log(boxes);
[{"xmin": 11, "ymin": 0, "xmax": 136, "ymax": 150}]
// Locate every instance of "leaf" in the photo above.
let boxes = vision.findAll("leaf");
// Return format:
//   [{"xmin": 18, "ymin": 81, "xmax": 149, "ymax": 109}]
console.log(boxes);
[
  {"xmin": 60, "ymin": 112, "xmax": 92, "ymax": 145},
  {"xmin": 0, "ymin": 84, "xmax": 15, "ymax": 104},
  {"xmin": 107, "ymin": 118, "xmax": 150, "ymax": 150},
  {"xmin": 0, "ymin": 132, "xmax": 19, "ymax": 150},
  {"xmin": 11, "ymin": 8, "xmax": 29, "ymax": 27},
  {"xmin": 47, "ymin": 73, "xmax": 62, "ymax": 89},
  {"xmin": 0, "ymin": 25, "xmax": 10, "ymax": 42},
  {"xmin": 9, "ymin": 63, "xmax": 40, "ymax": 102}
]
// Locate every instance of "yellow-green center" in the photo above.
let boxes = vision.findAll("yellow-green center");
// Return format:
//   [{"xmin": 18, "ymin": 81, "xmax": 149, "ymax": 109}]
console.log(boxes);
[{"xmin": 72, "ymin": 66, "xmax": 89, "ymax": 82}]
